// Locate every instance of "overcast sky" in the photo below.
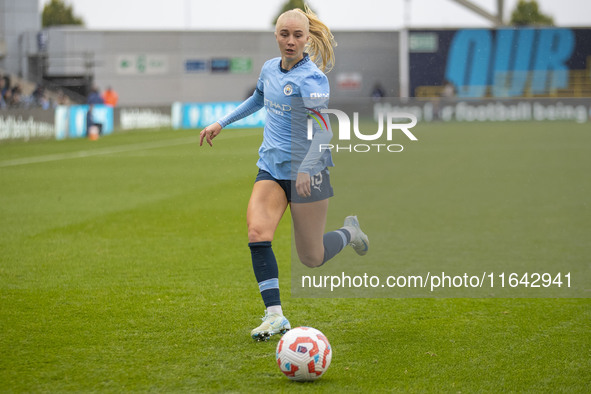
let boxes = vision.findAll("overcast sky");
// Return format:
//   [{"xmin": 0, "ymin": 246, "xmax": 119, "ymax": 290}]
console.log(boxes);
[{"xmin": 38, "ymin": 0, "xmax": 591, "ymax": 30}]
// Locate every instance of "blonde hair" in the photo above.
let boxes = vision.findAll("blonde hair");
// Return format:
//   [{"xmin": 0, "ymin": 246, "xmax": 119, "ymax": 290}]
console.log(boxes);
[{"xmin": 277, "ymin": 5, "xmax": 337, "ymax": 73}]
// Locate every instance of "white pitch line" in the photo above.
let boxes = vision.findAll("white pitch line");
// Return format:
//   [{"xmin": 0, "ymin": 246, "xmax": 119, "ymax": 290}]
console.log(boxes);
[{"xmin": 0, "ymin": 136, "xmax": 198, "ymax": 168}]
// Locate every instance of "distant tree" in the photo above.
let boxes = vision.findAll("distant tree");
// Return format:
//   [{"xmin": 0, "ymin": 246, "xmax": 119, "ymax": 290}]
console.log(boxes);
[
  {"xmin": 42, "ymin": 0, "xmax": 84, "ymax": 28},
  {"xmin": 273, "ymin": 0, "xmax": 315, "ymax": 25},
  {"xmin": 510, "ymin": 0, "xmax": 554, "ymax": 26}
]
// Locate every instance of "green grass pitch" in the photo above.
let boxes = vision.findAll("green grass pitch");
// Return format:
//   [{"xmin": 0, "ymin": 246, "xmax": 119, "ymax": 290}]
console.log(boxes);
[{"xmin": 0, "ymin": 122, "xmax": 589, "ymax": 392}]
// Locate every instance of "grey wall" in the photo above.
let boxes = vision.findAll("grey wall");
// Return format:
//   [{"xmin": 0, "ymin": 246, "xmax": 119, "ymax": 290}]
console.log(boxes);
[
  {"xmin": 23, "ymin": 28, "xmax": 400, "ymax": 106},
  {"xmin": 0, "ymin": 0, "xmax": 41, "ymax": 74},
  {"xmin": 329, "ymin": 31, "xmax": 400, "ymax": 98}
]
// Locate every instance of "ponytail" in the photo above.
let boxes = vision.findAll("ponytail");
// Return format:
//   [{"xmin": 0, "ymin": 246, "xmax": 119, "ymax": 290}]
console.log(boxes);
[{"xmin": 294, "ymin": 5, "xmax": 337, "ymax": 73}]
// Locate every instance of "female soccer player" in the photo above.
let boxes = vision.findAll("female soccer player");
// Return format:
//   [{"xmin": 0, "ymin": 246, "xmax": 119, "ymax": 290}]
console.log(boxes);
[{"xmin": 199, "ymin": 6, "xmax": 369, "ymax": 341}]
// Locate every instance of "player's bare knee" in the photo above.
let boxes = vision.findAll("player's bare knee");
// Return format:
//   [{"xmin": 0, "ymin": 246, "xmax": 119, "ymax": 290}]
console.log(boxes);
[
  {"xmin": 298, "ymin": 253, "xmax": 323, "ymax": 268},
  {"xmin": 248, "ymin": 225, "xmax": 272, "ymax": 243}
]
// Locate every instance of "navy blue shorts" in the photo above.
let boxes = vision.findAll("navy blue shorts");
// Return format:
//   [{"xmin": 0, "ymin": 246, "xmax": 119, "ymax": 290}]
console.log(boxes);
[{"xmin": 255, "ymin": 168, "xmax": 334, "ymax": 203}]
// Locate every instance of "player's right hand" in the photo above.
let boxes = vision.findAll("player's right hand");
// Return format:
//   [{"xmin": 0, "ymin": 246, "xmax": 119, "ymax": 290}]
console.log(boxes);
[{"xmin": 199, "ymin": 122, "xmax": 222, "ymax": 147}]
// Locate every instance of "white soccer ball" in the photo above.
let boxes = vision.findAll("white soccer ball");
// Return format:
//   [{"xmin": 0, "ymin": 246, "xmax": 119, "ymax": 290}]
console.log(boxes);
[{"xmin": 276, "ymin": 326, "xmax": 332, "ymax": 381}]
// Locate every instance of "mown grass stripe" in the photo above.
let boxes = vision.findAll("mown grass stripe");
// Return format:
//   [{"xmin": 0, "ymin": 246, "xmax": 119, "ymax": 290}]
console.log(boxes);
[{"xmin": 0, "ymin": 137, "xmax": 198, "ymax": 167}]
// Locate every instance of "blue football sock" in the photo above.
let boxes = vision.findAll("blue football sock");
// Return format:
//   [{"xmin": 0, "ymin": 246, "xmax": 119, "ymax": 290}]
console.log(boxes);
[
  {"xmin": 249, "ymin": 241, "xmax": 281, "ymax": 307},
  {"xmin": 322, "ymin": 228, "xmax": 351, "ymax": 264}
]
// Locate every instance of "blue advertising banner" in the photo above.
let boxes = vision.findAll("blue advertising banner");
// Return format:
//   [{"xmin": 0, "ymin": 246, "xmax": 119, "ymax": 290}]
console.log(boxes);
[
  {"xmin": 91, "ymin": 105, "xmax": 114, "ymax": 135},
  {"xmin": 173, "ymin": 102, "xmax": 265, "ymax": 129},
  {"xmin": 68, "ymin": 105, "xmax": 88, "ymax": 138},
  {"xmin": 66, "ymin": 105, "xmax": 114, "ymax": 138},
  {"xmin": 54, "ymin": 106, "xmax": 68, "ymax": 140},
  {"xmin": 409, "ymin": 28, "xmax": 591, "ymax": 98}
]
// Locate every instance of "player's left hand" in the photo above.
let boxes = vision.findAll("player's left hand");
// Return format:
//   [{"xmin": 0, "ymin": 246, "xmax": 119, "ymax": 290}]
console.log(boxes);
[{"xmin": 296, "ymin": 172, "xmax": 311, "ymax": 198}]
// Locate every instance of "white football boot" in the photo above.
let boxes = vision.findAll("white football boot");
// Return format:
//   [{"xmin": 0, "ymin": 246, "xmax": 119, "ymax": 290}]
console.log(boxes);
[
  {"xmin": 343, "ymin": 215, "xmax": 369, "ymax": 256},
  {"xmin": 251, "ymin": 311, "xmax": 291, "ymax": 341}
]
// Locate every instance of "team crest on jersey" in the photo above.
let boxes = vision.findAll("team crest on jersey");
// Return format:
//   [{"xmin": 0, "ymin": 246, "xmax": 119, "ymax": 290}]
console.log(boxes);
[{"xmin": 283, "ymin": 84, "xmax": 293, "ymax": 96}]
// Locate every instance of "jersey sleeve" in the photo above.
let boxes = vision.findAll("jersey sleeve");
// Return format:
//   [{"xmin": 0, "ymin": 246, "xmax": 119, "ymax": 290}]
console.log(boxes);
[
  {"xmin": 217, "ymin": 69, "xmax": 265, "ymax": 128},
  {"xmin": 299, "ymin": 72, "xmax": 330, "ymax": 109},
  {"xmin": 297, "ymin": 72, "xmax": 333, "ymax": 175}
]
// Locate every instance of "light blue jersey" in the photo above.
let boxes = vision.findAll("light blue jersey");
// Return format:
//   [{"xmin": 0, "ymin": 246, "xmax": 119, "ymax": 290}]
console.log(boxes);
[{"xmin": 218, "ymin": 54, "xmax": 334, "ymax": 180}]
